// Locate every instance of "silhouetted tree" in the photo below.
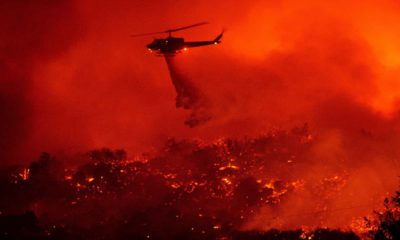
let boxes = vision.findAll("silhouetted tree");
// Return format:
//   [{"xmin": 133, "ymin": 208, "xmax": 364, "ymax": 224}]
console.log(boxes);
[{"xmin": 367, "ymin": 191, "xmax": 400, "ymax": 240}]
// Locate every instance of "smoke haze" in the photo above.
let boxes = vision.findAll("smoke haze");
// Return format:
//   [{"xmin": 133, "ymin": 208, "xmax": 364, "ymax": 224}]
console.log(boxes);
[{"xmin": 1, "ymin": 0, "xmax": 400, "ymax": 231}]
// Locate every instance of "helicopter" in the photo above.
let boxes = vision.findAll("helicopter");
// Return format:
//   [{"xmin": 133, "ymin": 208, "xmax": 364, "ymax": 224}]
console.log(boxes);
[{"xmin": 131, "ymin": 22, "xmax": 223, "ymax": 55}]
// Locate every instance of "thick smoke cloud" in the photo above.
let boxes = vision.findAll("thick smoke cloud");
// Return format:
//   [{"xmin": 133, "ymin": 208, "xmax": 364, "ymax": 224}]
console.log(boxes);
[
  {"xmin": 0, "ymin": 0, "xmax": 83, "ymax": 165},
  {"xmin": 2, "ymin": 0, "xmax": 400, "ymax": 231}
]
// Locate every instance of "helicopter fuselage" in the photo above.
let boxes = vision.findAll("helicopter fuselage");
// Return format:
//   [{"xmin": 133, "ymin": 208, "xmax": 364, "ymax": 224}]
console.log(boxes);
[
  {"xmin": 146, "ymin": 32, "xmax": 223, "ymax": 55},
  {"xmin": 147, "ymin": 36, "xmax": 185, "ymax": 54},
  {"xmin": 132, "ymin": 22, "xmax": 223, "ymax": 55}
]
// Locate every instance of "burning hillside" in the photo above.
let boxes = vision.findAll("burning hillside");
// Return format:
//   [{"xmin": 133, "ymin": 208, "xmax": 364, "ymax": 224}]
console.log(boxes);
[
  {"xmin": 2, "ymin": 0, "xmax": 400, "ymax": 239},
  {"xmin": 0, "ymin": 125, "xmax": 397, "ymax": 239}
]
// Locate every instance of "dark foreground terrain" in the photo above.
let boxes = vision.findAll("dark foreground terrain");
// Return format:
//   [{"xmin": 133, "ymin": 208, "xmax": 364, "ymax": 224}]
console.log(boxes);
[{"xmin": 1, "ymin": 128, "xmax": 399, "ymax": 239}]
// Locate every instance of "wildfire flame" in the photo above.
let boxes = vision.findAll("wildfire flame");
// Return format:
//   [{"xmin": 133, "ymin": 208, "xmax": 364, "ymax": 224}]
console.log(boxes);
[{"xmin": 18, "ymin": 168, "xmax": 30, "ymax": 181}]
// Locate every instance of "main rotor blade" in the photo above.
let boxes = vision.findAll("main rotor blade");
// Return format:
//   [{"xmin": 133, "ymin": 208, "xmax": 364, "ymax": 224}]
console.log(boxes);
[
  {"xmin": 130, "ymin": 21, "xmax": 209, "ymax": 37},
  {"xmin": 167, "ymin": 21, "xmax": 209, "ymax": 33},
  {"xmin": 130, "ymin": 31, "xmax": 166, "ymax": 37}
]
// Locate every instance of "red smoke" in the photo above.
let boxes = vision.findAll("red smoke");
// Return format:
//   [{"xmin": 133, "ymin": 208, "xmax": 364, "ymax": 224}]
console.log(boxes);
[
  {"xmin": 2, "ymin": 0, "xmax": 400, "ymax": 231},
  {"xmin": 164, "ymin": 55, "xmax": 211, "ymax": 127}
]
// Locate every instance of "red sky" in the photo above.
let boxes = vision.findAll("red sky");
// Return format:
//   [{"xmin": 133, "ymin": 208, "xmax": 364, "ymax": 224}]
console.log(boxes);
[
  {"xmin": 1, "ymin": 0, "xmax": 400, "ymax": 169},
  {"xmin": 3, "ymin": 0, "xmax": 400, "ymax": 230}
]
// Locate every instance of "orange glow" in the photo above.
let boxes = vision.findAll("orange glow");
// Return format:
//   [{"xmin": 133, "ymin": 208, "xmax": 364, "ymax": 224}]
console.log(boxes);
[
  {"xmin": 213, "ymin": 225, "xmax": 221, "ymax": 230},
  {"xmin": 170, "ymin": 182, "xmax": 180, "ymax": 189},
  {"xmin": 3, "ymin": 0, "xmax": 400, "ymax": 236},
  {"xmin": 18, "ymin": 168, "xmax": 30, "ymax": 181},
  {"xmin": 221, "ymin": 178, "xmax": 232, "ymax": 185},
  {"xmin": 86, "ymin": 177, "xmax": 95, "ymax": 183},
  {"xmin": 218, "ymin": 163, "xmax": 239, "ymax": 171}
]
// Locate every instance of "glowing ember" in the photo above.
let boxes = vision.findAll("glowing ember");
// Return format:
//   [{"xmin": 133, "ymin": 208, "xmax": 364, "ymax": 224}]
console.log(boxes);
[
  {"xmin": 0, "ymin": 129, "xmax": 397, "ymax": 239},
  {"xmin": 86, "ymin": 177, "xmax": 95, "ymax": 183},
  {"xmin": 3, "ymin": 1, "xmax": 400, "ymax": 239},
  {"xmin": 18, "ymin": 168, "xmax": 30, "ymax": 181}
]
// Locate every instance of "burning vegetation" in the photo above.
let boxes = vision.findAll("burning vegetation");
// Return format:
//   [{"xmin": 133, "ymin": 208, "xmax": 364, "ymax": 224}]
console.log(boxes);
[
  {"xmin": 0, "ymin": 125, "xmax": 397, "ymax": 239},
  {"xmin": 3, "ymin": 0, "xmax": 400, "ymax": 239}
]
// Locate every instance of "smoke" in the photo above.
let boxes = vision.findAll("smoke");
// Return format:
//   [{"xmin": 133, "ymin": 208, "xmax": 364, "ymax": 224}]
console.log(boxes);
[
  {"xmin": 2, "ymin": 0, "xmax": 400, "ymax": 232},
  {"xmin": 164, "ymin": 55, "xmax": 211, "ymax": 127},
  {"xmin": 0, "ymin": 0, "xmax": 83, "ymax": 165},
  {"xmin": 3, "ymin": 0, "xmax": 400, "ymax": 160}
]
